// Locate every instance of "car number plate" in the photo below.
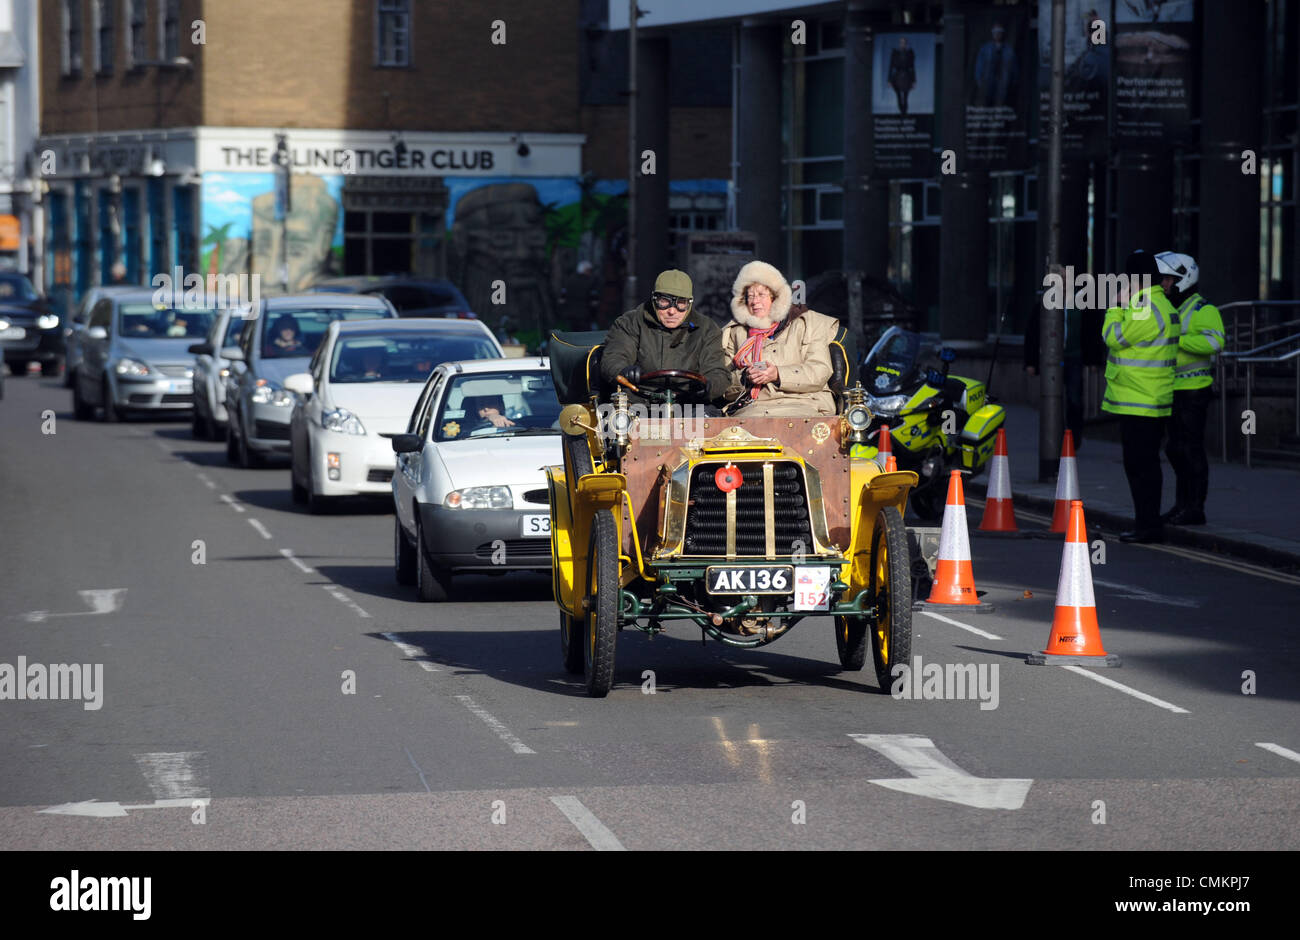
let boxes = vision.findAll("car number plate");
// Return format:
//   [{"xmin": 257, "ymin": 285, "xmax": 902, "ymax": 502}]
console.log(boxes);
[
  {"xmin": 521, "ymin": 514, "xmax": 551, "ymax": 537},
  {"xmin": 170, "ymin": 380, "xmax": 193, "ymax": 393},
  {"xmin": 793, "ymin": 566, "xmax": 832, "ymax": 611},
  {"xmin": 705, "ymin": 566, "xmax": 793, "ymax": 595},
  {"xmin": 0, "ymin": 327, "xmax": 25, "ymax": 340}
]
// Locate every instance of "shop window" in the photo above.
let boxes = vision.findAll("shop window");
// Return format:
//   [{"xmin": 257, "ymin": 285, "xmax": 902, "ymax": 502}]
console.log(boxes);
[{"xmin": 377, "ymin": 0, "xmax": 411, "ymax": 68}]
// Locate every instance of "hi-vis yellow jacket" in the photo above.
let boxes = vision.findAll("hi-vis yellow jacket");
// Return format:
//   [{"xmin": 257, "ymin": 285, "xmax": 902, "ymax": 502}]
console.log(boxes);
[
  {"xmin": 1101, "ymin": 284, "xmax": 1178, "ymax": 418},
  {"xmin": 1173, "ymin": 293, "xmax": 1225, "ymax": 391}
]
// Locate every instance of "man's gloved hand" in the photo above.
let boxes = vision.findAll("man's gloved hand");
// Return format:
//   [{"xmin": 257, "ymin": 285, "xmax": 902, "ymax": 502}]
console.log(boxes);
[{"xmin": 620, "ymin": 365, "xmax": 641, "ymax": 386}]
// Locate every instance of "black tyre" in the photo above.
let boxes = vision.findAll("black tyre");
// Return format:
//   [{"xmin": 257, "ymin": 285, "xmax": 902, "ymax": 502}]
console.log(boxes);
[
  {"xmin": 415, "ymin": 516, "xmax": 451, "ymax": 602},
  {"xmin": 560, "ymin": 612, "xmax": 584, "ymax": 675},
  {"xmin": 101, "ymin": 379, "xmax": 121, "ymax": 422},
  {"xmin": 908, "ymin": 479, "xmax": 944, "ymax": 522},
  {"xmin": 238, "ymin": 426, "xmax": 263, "ymax": 469},
  {"xmin": 62, "ymin": 365, "xmax": 75, "ymax": 388},
  {"xmin": 192, "ymin": 409, "xmax": 208, "ymax": 439},
  {"xmin": 9, "ymin": 360, "xmax": 31, "ymax": 376},
  {"xmin": 564, "ymin": 429, "xmax": 594, "ymax": 478},
  {"xmin": 42, "ymin": 359, "xmax": 61, "ymax": 378},
  {"xmin": 870, "ymin": 505, "xmax": 912, "ymax": 691},
  {"xmin": 835, "ymin": 614, "xmax": 868, "ymax": 671},
  {"xmin": 72, "ymin": 379, "xmax": 93, "ymax": 420},
  {"xmin": 583, "ymin": 508, "xmax": 619, "ymax": 697},
  {"xmin": 290, "ymin": 462, "xmax": 308, "ymax": 504},
  {"xmin": 394, "ymin": 517, "xmax": 416, "ymax": 586},
  {"xmin": 225, "ymin": 421, "xmax": 239, "ymax": 464}
]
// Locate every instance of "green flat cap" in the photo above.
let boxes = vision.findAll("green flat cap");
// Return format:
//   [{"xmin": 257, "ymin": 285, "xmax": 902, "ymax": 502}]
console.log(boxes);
[{"xmin": 653, "ymin": 269, "xmax": 693, "ymax": 298}]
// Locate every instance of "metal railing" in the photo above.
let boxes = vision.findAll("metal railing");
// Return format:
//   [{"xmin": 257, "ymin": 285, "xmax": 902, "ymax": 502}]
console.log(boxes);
[{"xmin": 1216, "ymin": 301, "xmax": 1300, "ymax": 467}]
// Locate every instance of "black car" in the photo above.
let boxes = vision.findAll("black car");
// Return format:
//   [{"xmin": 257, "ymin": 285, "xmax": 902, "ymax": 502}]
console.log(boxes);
[
  {"xmin": 308, "ymin": 276, "xmax": 476, "ymax": 319},
  {"xmin": 0, "ymin": 273, "xmax": 62, "ymax": 377}
]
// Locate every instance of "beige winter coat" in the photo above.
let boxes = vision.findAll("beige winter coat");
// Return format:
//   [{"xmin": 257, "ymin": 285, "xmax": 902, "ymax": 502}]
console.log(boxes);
[{"xmin": 721, "ymin": 260, "xmax": 839, "ymax": 416}]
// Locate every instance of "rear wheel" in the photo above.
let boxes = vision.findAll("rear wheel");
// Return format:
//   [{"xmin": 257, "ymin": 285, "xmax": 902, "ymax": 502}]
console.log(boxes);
[
  {"xmin": 835, "ymin": 615, "xmax": 868, "ymax": 671},
  {"xmin": 72, "ymin": 379, "xmax": 93, "ymax": 420},
  {"xmin": 394, "ymin": 517, "xmax": 416, "ymax": 586},
  {"xmin": 415, "ymin": 516, "xmax": 452, "ymax": 602},
  {"xmin": 908, "ymin": 473, "xmax": 945, "ymax": 521},
  {"xmin": 870, "ymin": 505, "xmax": 912, "ymax": 691},
  {"xmin": 583, "ymin": 508, "xmax": 619, "ymax": 697}
]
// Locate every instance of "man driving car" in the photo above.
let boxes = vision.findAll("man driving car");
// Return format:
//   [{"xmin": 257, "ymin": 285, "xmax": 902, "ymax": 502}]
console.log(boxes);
[{"xmin": 599, "ymin": 269, "xmax": 730, "ymax": 408}]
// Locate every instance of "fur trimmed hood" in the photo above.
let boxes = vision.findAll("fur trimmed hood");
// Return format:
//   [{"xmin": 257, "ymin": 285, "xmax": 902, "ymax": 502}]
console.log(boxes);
[{"xmin": 730, "ymin": 260, "xmax": 793, "ymax": 329}]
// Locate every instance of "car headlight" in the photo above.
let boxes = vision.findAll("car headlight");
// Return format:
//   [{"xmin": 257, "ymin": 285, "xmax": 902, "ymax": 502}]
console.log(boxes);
[
  {"xmin": 38, "ymin": 314, "xmax": 60, "ymax": 330},
  {"xmin": 251, "ymin": 383, "xmax": 294, "ymax": 406},
  {"xmin": 0, "ymin": 319, "xmax": 9, "ymax": 331},
  {"xmin": 218, "ymin": 367, "xmax": 231, "ymax": 379},
  {"xmin": 444, "ymin": 486, "xmax": 512, "ymax": 510},
  {"xmin": 114, "ymin": 357, "xmax": 151, "ymax": 377},
  {"xmin": 868, "ymin": 394, "xmax": 910, "ymax": 416},
  {"xmin": 321, "ymin": 408, "xmax": 366, "ymax": 435}
]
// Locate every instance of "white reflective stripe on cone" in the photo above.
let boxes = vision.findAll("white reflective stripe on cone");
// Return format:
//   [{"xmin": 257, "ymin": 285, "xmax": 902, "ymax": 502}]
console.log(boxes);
[
  {"xmin": 938, "ymin": 501, "xmax": 972, "ymax": 562},
  {"xmin": 986, "ymin": 454, "xmax": 1012, "ymax": 499},
  {"xmin": 1055, "ymin": 539, "xmax": 1096, "ymax": 608},
  {"xmin": 1053, "ymin": 456, "xmax": 1079, "ymax": 501}
]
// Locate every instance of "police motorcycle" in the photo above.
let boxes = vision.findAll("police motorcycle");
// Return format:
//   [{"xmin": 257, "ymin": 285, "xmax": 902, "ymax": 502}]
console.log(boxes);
[{"xmin": 852, "ymin": 326, "xmax": 1006, "ymax": 520}]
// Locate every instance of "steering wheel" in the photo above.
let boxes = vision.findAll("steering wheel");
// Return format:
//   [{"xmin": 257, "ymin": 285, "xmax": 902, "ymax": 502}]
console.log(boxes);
[{"xmin": 627, "ymin": 369, "xmax": 709, "ymax": 404}]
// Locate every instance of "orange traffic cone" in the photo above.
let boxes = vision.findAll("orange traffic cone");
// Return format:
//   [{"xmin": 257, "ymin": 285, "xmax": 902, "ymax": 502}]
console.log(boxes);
[
  {"xmin": 885, "ymin": 455, "xmax": 898, "ymax": 472},
  {"xmin": 1049, "ymin": 430, "xmax": 1080, "ymax": 532},
  {"xmin": 1028, "ymin": 500, "xmax": 1120, "ymax": 665},
  {"xmin": 877, "ymin": 424, "xmax": 894, "ymax": 470},
  {"xmin": 925, "ymin": 471, "xmax": 990, "ymax": 608},
  {"xmin": 978, "ymin": 427, "xmax": 1018, "ymax": 532}
]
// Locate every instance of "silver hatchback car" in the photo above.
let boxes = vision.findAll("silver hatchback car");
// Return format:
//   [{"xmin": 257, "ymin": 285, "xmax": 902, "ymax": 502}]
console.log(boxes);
[{"xmin": 73, "ymin": 291, "xmax": 218, "ymax": 421}]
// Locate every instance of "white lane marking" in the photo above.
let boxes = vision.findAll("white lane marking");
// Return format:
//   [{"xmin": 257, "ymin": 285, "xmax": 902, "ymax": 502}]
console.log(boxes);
[
  {"xmin": 550, "ymin": 796, "xmax": 626, "ymax": 850},
  {"xmin": 1255, "ymin": 743, "xmax": 1300, "ymax": 765},
  {"xmin": 381, "ymin": 632, "xmax": 439, "ymax": 672},
  {"xmin": 454, "ymin": 694, "xmax": 536, "ymax": 755},
  {"xmin": 323, "ymin": 585, "xmax": 371, "ymax": 619},
  {"xmin": 279, "ymin": 548, "xmax": 314, "ymax": 574},
  {"xmin": 246, "ymin": 518, "xmax": 273, "ymax": 540},
  {"xmin": 403, "ymin": 746, "xmax": 432, "ymax": 793},
  {"xmin": 219, "ymin": 494, "xmax": 245, "ymax": 514},
  {"xmin": 1093, "ymin": 579, "xmax": 1199, "ymax": 608},
  {"xmin": 1146, "ymin": 543, "xmax": 1300, "ymax": 587},
  {"xmin": 918, "ymin": 609, "xmax": 1003, "ymax": 641},
  {"xmin": 1060, "ymin": 665, "xmax": 1190, "ymax": 714},
  {"xmin": 20, "ymin": 588, "xmax": 127, "ymax": 622},
  {"xmin": 132, "ymin": 751, "xmax": 210, "ymax": 799},
  {"xmin": 849, "ymin": 734, "xmax": 1032, "ymax": 810},
  {"xmin": 195, "ymin": 472, "xmax": 218, "ymax": 490},
  {"xmin": 39, "ymin": 798, "xmax": 210, "ymax": 818}
]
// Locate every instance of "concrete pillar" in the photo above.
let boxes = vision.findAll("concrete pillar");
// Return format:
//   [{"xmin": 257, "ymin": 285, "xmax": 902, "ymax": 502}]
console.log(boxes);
[
  {"xmin": 636, "ymin": 36, "xmax": 671, "ymax": 294},
  {"xmin": 1113, "ymin": 150, "xmax": 1172, "ymax": 261},
  {"xmin": 1198, "ymin": 0, "xmax": 1263, "ymax": 303},
  {"xmin": 842, "ymin": 2, "xmax": 889, "ymax": 288},
  {"xmin": 939, "ymin": 1, "xmax": 988, "ymax": 343},
  {"xmin": 737, "ymin": 21, "xmax": 784, "ymax": 265}
]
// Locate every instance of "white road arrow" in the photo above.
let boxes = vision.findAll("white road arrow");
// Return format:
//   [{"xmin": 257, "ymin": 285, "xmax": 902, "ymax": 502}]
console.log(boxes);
[
  {"xmin": 39, "ymin": 798, "xmax": 208, "ymax": 818},
  {"xmin": 20, "ymin": 589, "xmax": 127, "ymax": 623},
  {"xmin": 850, "ymin": 733, "xmax": 1033, "ymax": 810}
]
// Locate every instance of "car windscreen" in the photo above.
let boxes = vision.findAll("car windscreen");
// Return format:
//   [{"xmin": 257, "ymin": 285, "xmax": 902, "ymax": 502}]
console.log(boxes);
[
  {"xmin": 223, "ymin": 315, "xmax": 247, "ymax": 347},
  {"xmin": 260, "ymin": 308, "xmax": 389, "ymax": 359},
  {"xmin": 118, "ymin": 302, "xmax": 218, "ymax": 339},
  {"xmin": 330, "ymin": 332, "xmax": 500, "ymax": 384},
  {"xmin": 0, "ymin": 275, "xmax": 39, "ymax": 302},
  {"xmin": 432, "ymin": 372, "xmax": 560, "ymax": 441}
]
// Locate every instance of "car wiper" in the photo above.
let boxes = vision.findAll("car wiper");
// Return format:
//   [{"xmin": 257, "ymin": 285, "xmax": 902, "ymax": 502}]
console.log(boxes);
[{"xmin": 496, "ymin": 427, "xmax": 561, "ymax": 436}]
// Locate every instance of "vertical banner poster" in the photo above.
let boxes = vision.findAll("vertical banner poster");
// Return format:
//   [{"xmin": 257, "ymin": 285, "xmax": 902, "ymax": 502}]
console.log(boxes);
[
  {"xmin": 1113, "ymin": 0, "xmax": 1196, "ymax": 144},
  {"xmin": 872, "ymin": 30, "xmax": 938, "ymax": 177},
  {"xmin": 965, "ymin": 7, "xmax": 1032, "ymax": 168},
  {"xmin": 1038, "ymin": 0, "xmax": 1110, "ymax": 158}
]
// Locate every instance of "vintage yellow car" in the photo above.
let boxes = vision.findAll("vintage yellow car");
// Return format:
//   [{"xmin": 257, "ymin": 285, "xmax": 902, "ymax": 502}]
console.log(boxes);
[{"xmin": 545, "ymin": 330, "xmax": 917, "ymax": 697}]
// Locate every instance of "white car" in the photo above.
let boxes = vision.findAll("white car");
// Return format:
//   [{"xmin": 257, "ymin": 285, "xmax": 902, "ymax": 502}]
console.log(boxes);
[
  {"xmin": 390, "ymin": 358, "xmax": 562, "ymax": 601},
  {"xmin": 285, "ymin": 318, "xmax": 504, "ymax": 512}
]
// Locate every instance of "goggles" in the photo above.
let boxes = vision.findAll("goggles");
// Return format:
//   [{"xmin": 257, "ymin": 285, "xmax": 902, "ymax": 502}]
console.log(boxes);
[{"xmin": 652, "ymin": 293, "xmax": 692, "ymax": 312}]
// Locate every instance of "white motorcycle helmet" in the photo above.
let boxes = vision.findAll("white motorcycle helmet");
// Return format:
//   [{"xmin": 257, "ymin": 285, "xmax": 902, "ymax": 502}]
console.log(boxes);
[{"xmin": 1155, "ymin": 251, "xmax": 1199, "ymax": 294}]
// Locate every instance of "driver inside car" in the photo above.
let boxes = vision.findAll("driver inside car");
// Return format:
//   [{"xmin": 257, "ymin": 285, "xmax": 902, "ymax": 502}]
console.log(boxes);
[
  {"xmin": 599, "ymin": 269, "xmax": 730, "ymax": 410},
  {"xmin": 463, "ymin": 394, "xmax": 516, "ymax": 430}
]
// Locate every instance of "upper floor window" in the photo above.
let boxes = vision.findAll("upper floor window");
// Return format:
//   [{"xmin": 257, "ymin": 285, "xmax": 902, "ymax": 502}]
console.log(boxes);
[
  {"xmin": 94, "ymin": 0, "xmax": 115, "ymax": 74},
  {"xmin": 63, "ymin": 0, "xmax": 84, "ymax": 76},
  {"xmin": 376, "ymin": 0, "xmax": 411, "ymax": 67},
  {"xmin": 127, "ymin": 0, "xmax": 148, "ymax": 67},
  {"xmin": 160, "ymin": 0, "xmax": 180, "ymax": 61}
]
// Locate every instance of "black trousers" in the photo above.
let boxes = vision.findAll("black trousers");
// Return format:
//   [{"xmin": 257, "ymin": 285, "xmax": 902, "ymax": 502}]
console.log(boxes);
[
  {"xmin": 1165, "ymin": 386, "xmax": 1213, "ymax": 512},
  {"xmin": 1119, "ymin": 413, "xmax": 1167, "ymax": 531}
]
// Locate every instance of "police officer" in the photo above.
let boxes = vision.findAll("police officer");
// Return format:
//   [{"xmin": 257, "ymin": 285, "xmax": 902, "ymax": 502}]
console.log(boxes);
[
  {"xmin": 1102, "ymin": 249, "xmax": 1179, "ymax": 543},
  {"xmin": 1155, "ymin": 252, "xmax": 1225, "ymax": 526}
]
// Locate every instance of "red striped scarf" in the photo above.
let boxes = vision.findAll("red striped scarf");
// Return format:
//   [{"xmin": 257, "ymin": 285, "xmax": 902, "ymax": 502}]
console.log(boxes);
[{"xmin": 733, "ymin": 324, "xmax": 778, "ymax": 398}]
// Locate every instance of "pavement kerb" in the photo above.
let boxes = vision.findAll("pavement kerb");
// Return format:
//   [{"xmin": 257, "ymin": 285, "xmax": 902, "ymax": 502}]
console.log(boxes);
[{"xmin": 964, "ymin": 479, "xmax": 1300, "ymax": 575}]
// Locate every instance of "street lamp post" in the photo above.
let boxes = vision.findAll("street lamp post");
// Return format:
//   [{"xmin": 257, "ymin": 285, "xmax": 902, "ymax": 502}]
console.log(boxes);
[
  {"xmin": 625, "ymin": 1, "xmax": 639, "ymax": 311},
  {"xmin": 274, "ymin": 133, "xmax": 290, "ymax": 291}
]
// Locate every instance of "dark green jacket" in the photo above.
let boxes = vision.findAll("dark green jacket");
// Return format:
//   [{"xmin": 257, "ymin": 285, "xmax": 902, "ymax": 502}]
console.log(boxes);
[{"xmin": 599, "ymin": 303, "xmax": 730, "ymax": 403}]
